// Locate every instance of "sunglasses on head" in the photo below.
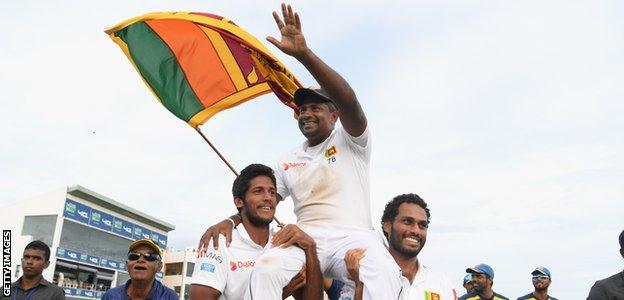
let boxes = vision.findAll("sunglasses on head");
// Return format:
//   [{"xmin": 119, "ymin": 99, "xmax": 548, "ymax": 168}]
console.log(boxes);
[
  {"xmin": 532, "ymin": 275, "xmax": 550, "ymax": 280},
  {"xmin": 127, "ymin": 252, "xmax": 160, "ymax": 262}
]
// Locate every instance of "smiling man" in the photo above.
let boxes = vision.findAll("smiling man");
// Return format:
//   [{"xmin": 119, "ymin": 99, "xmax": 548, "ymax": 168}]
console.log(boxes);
[
  {"xmin": 459, "ymin": 264, "xmax": 509, "ymax": 300},
  {"xmin": 189, "ymin": 164, "xmax": 322, "ymax": 300},
  {"xmin": 200, "ymin": 4, "xmax": 404, "ymax": 299},
  {"xmin": 5, "ymin": 240, "xmax": 65, "ymax": 300},
  {"xmin": 517, "ymin": 267, "xmax": 558, "ymax": 300},
  {"xmin": 102, "ymin": 239, "xmax": 177, "ymax": 300}
]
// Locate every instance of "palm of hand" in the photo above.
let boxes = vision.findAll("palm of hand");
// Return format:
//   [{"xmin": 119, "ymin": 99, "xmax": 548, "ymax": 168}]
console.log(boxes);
[{"xmin": 278, "ymin": 27, "xmax": 306, "ymax": 56}]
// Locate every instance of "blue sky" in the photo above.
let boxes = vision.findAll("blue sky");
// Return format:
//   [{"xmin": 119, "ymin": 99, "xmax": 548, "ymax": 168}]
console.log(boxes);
[{"xmin": 1, "ymin": 1, "xmax": 623, "ymax": 298}]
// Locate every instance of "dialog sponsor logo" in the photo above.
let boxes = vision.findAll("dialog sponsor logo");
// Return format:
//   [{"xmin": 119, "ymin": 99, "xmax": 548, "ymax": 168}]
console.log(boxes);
[
  {"xmin": 282, "ymin": 162, "xmax": 306, "ymax": 171},
  {"xmin": 230, "ymin": 260, "xmax": 254, "ymax": 271}
]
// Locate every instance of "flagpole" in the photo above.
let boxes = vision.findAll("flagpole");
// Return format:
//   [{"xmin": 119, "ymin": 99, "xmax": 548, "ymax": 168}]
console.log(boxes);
[{"xmin": 194, "ymin": 127, "xmax": 239, "ymax": 177}]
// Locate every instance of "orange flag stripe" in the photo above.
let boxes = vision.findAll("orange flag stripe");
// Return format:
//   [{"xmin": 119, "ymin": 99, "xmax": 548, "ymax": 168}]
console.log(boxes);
[{"xmin": 146, "ymin": 19, "xmax": 237, "ymax": 108}]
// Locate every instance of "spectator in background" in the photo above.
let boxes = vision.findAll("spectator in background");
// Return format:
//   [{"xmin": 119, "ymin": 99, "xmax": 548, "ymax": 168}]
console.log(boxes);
[
  {"xmin": 4, "ymin": 240, "xmax": 65, "ymax": 300},
  {"xmin": 587, "ymin": 228, "xmax": 624, "ymax": 299},
  {"xmin": 517, "ymin": 267, "xmax": 558, "ymax": 300},
  {"xmin": 102, "ymin": 239, "xmax": 177, "ymax": 300},
  {"xmin": 459, "ymin": 264, "xmax": 509, "ymax": 300},
  {"xmin": 463, "ymin": 274, "xmax": 474, "ymax": 294}
]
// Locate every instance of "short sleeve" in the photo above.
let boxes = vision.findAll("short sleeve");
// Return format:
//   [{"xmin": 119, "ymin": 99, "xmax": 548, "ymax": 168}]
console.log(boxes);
[
  {"xmin": 341, "ymin": 124, "xmax": 370, "ymax": 149},
  {"xmin": 273, "ymin": 162, "xmax": 290, "ymax": 200},
  {"xmin": 189, "ymin": 236, "xmax": 229, "ymax": 292}
]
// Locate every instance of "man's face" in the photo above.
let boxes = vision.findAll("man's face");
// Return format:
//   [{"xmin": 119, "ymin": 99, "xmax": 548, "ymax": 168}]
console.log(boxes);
[
  {"xmin": 297, "ymin": 102, "xmax": 338, "ymax": 143},
  {"xmin": 383, "ymin": 203, "xmax": 428, "ymax": 258},
  {"xmin": 236, "ymin": 175, "xmax": 278, "ymax": 226},
  {"xmin": 532, "ymin": 275, "xmax": 551, "ymax": 291},
  {"xmin": 471, "ymin": 273, "xmax": 492, "ymax": 294},
  {"xmin": 21, "ymin": 249, "xmax": 49, "ymax": 278},
  {"xmin": 126, "ymin": 245, "xmax": 162, "ymax": 282}
]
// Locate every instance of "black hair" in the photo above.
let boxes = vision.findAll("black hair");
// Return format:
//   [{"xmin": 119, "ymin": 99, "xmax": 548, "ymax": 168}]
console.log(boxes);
[
  {"xmin": 619, "ymin": 228, "xmax": 624, "ymax": 249},
  {"xmin": 25, "ymin": 240, "xmax": 51, "ymax": 261},
  {"xmin": 380, "ymin": 193, "xmax": 431, "ymax": 236},
  {"xmin": 232, "ymin": 164, "xmax": 276, "ymax": 200}
]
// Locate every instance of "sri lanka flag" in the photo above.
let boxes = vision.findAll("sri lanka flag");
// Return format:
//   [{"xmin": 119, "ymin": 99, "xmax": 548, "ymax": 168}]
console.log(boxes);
[{"xmin": 105, "ymin": 12, "xmax": 301, "ymax": 128}]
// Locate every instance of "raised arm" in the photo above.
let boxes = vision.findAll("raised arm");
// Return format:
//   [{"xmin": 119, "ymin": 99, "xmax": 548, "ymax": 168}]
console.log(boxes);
[
  {"xmin": 344, "ymin": 248, "xmax": 366, "ymax": 300},
  {"xmin": 267, "ymin": 3, "xmax": 367, "ymax": 136}
]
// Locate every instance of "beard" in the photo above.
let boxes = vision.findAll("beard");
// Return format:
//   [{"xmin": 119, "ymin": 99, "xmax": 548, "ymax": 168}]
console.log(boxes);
[
  {"xmin": 387, "ymin": 226, "xmax": 425, "ymax": 258},
  {"xmin": 242, "ymin": 203, "xmax": 273, "ymax": 227}
]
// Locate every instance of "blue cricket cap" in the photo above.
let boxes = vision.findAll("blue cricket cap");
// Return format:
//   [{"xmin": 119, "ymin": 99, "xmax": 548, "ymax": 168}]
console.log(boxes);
[
  {"xmin": 463, "ymin": 273, "xmax": 472, "ymax": 284},
  {"xmin": 466, "ymin": 263, "xmax": 495, "ymax": 278},
  {"xmin": 531, "ymin": 266, "xmax": 551, "ymax": 278}
]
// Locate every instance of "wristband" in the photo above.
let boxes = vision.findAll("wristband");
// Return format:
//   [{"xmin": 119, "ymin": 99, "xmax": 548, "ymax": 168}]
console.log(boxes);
[{"xmin": 227, "ymin": 217, "xmax": 237, "ymax": 228}]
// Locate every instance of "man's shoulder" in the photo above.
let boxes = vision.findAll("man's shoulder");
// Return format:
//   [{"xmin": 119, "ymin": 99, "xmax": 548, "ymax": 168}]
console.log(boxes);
[
  {"xmin": 516, "ymin": 292, "xmax": 534, "ymax": 300},
  {"xmin": 493, "ymin": 292, "xmax": 510, "ymax": 300},
  {"xmin": 458, "ymin": 292, "xmax": 478, "ymax": 300},
  {"xmin": 102, "ymin": 284, "xmax": 126, "ymax": 298},
  {"xmin": 589, "ymin": 271, "xmax": 624, "ymax": 297},
  {"xmin": 595, "ymin": 270, "xmax": 624, "ymax": 286}
]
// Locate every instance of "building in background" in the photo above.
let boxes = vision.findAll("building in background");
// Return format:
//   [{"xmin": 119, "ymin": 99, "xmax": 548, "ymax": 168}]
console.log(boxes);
[
  {"xmin": 0, "ymin": 185, "xmax": 175, "ymax": 300},
  {"xmin": 162, "ymin": 247, "xmax": 199, "ymax": 300}
]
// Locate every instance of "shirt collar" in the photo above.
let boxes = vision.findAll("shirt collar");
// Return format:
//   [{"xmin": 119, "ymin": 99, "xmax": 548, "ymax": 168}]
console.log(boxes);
[
  {"xmin": 124, "ymin": 279, "xmax": 159, "ymax": 299},
  {"xmin": 13, "ymin": 276, "xmax": 49, "ymax": 291},
  {"xmin": 294, "ymin": 127, "xmax": 337, "ymax": 157},
  {"xmin": 236, "ymin": 224, "xmax": 275, "ymax": 250}
]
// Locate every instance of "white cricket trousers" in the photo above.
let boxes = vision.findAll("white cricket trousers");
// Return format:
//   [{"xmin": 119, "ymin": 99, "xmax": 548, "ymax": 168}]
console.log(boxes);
[{"xmin": 243, "ymin": 225, "xmax": 404, "ymax": 300}]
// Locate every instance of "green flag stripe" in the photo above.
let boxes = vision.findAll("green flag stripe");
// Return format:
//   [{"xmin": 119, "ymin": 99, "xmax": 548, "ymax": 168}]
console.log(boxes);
[{"xmin": 115, "ymin": 22, "xmax": 204, "ymax": 122}]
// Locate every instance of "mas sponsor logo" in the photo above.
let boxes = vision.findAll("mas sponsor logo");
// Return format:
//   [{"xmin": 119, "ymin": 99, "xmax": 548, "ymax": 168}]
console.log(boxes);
[
  {"xmin": 200, "ymin": 263, "xmax": 215, "ymax": 273},
  {"xmin": 230, "ymin": 260, "xmax": 254, "ymax": 271},
  {"xmin": 197, "ymin": 250, "xmax": 223, "ymax": 263},
  {"xmin": 282, "ymin": 162, "xmax": 306, "ymax": 171}
]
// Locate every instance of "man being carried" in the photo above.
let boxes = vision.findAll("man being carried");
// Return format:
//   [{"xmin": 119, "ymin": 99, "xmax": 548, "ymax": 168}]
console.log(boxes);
[
  {"xmin": 459, "ymin": 264, "xmax": 509, "ymax": 300},
  {"xmin": 517, "ymin": 267, "xmax": 558, "ymax": 300},
  {"xmin": 190, "ymin": 164, "xmax": 322, "ymax": 300},
  {"xmin": 200, "ymin": 4, "xmax": 404, "ymax": 299}
]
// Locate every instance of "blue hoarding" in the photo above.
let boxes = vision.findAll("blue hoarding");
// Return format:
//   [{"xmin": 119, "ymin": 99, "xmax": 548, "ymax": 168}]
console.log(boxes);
[
  {"xmin": 89, "ymin": 209, "xmax": 113, "ymax": 231},
  {"xmin": 64, "ymin": 199, "xmax": 91, "ymax": 224},
  {"xmin": 64, "ymin": 199, "xmax": 168, "ymax": 247}
]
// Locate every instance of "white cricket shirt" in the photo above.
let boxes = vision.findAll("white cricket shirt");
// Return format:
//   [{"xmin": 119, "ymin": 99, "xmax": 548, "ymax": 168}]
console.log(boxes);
[
  {"xmin": 401, "ymin": 263, "xmax": 458, "ymax": 300},
  {"xmin": 190, "ymin": 226, "xmax": 268, "ymax": 300},
  {"xmin": 274, "ymin": 125, "xmax": 372, "ymax": 230}
]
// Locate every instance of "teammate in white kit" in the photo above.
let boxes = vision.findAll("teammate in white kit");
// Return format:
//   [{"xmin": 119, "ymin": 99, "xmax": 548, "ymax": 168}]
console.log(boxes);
[
  {"xmin": 343, "ymin": 194, "xmax": 458, "ymax": 300},
  {"xmin": 190, "ymin": 164, "xmax": 322, "ymax": 300},
  {"xmin": 200, "ymin": 3, "xmax": 404, "ymax": 299}
]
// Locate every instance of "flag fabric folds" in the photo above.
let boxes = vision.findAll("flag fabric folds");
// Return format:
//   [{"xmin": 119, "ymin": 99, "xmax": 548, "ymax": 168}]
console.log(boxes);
[{"xmin": 105, "ymin": 12, "xmax": 301, "ymax": 128}]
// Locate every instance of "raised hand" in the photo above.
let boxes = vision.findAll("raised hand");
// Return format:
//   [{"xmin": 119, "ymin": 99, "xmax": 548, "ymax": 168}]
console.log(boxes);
[
  {"xmin": 198, "ymin": 217, "xmax": 236, "ymax": 250},
  {"xmin": 266, "ymin": 3, "xmax": 308, "ymax": 58},
  {"xmin": 270, "ymin": 224, "xmax": 316, "ymax": 250},
  {"xmin": 344, "ymin": 248, "xmax": 366, "ymax": 283}
]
